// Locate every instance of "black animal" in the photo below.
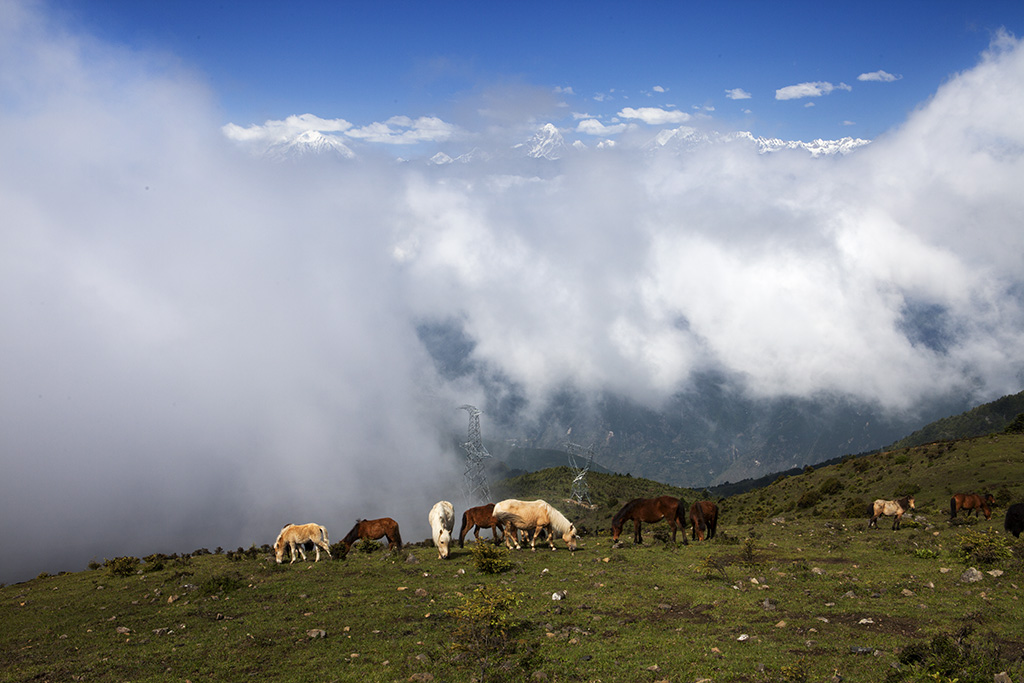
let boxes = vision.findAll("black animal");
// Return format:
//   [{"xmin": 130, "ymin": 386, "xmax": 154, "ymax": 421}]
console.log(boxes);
[{"xmin": 1005, "ymin": 502, "xmax": 1024, "ymax": 539}]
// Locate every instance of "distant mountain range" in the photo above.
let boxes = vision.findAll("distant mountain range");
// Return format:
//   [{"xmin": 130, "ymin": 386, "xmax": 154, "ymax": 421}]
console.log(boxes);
[{"xmin": 240, "ymin": 122, "xmax": 870, "ymax": 164}]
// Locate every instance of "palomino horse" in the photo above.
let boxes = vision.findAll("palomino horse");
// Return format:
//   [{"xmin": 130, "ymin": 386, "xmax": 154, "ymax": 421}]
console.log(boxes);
[
  {"xmin": 689, "ymin": 501, "xmax": 719, "ymax": 541},
  {"xmin": 950, "ymin": 493, "xmax": 995, "ymax": 521},
  {"xmin": 341, "ymin": 518, "xmax": 403, "ymax": 552},
  {"xmin": 458, "ymin": 503, "xmax": 504, "ymax": 548},
  {"xmin": 428, "ymin": 501, "xmax": 455, "ymax": 559},
  {"xmin": 611, "ymin": 496, "xmax": 688, "ymax": 545},
  {"xmin": 869, "ymin": 496, "xmax": 915, "ymax": 530},
  {"xmin": 273, "ymin": 523, "xmax": 332, "ymax": 564},
  {"xmin": 493, "ymin": 499, "xmax": 578, "ymax": 551}
]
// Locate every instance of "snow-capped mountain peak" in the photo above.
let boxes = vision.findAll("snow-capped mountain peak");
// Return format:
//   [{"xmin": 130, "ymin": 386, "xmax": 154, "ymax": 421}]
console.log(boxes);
[{"xmin": 264, "ymin": 130, "xmax": 355, "ymax": 160}]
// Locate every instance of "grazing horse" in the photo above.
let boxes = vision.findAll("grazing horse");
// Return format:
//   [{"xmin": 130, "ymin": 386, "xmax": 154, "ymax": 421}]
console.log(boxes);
[
  {"xmin": 493, "ymin": 499, "xmax": 578, "ymax": 551},
  {"xmin": 458, "ymin": 503, "xmax": 504, "ymax": 548},
  {"xmin": 341, "ymin": 518, "xmax": 403, "ymax": 552},
  {"xmin": 869, "ymin": 495, "xmax": 915, "ymax": 530},
  {"xmin": 428, "ymin": 501, "xmax": 455, "ymax": 559},
  {"xmin": 273, "ymin": 523, "xmax": 332, "ymax": 564},
  {"xmin": 950, "ymin": 493, "xmax": 995, "ymax": 521},
  {"xmin": 1005, "ymin": 503, "xmax": 1024, "ymax": 538},
  {"xmin": 690, "ymin": 501, "xmax": 719, "ymax": 541},
  {"xmin": 611, "ymin": 496, "xmax": 688, "ymax": 545}
]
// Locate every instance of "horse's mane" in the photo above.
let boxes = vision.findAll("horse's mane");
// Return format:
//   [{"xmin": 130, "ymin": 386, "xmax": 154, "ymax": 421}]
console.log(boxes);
[
  {"xmin": 274, "ymin": 523, "xmax": 295, "ymax": 547},
  {"xmin": 544, "ymin": 501, "xmax": 574, "ymax": 536},
  {"xmin": 342, "ymin": 520, "xmax": 364, "ymax": 545},
  {"xmin": 611, "ymin": 498, "xmax": 643, "ymax": 528}
]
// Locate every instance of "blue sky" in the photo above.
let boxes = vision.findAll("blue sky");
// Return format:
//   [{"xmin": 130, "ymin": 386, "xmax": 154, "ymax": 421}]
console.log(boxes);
[
  {"xmin": 4, "ymin": 0, "xmax": 1024, "ymax": 582},
  {"xmin": 50, "ymin": 0, "xmax": 1024, "ymax": 144}
]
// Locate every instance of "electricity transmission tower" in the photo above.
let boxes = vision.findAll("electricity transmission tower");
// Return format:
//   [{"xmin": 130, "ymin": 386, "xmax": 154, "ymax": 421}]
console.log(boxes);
[
  {"xmin": 565, "ymin": 439, "xmax": 596, "ymax": 506},
  {"xmin": 565, "ymin": 430, "xmax": 613, "ymax": 507},
  {"xmin": 459, "ymin": 404, "xmax": 492, "ymax": 503}
]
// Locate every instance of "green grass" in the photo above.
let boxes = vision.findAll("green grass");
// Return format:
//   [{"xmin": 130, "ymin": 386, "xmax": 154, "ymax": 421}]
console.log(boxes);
[{"xmin": 4, "ymin": 434, "xmax": 1024, "ymax": 682}]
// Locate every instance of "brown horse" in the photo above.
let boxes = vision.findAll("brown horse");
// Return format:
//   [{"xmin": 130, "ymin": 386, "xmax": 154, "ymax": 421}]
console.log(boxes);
[
  {"xmin": 689, "ymin": 501, "xmax": 719, "ymax": 541},
  {"xmin": 869, "ymin": 496, "xmax": 915, "ymax": 530},
  {"xmin": 458, "ymin": 503, "xmax": 504, "ymax": 548},
  {"xmin": 611, "ymin": 496, "xmax": 688, "ymax": 544},
  {"xmin": 341, "ymin": 517, "xmax": 402, "ymax": 552},
  {"xmin": 950, "ymin": 493, "xmax": 995, "ymax": 520}
]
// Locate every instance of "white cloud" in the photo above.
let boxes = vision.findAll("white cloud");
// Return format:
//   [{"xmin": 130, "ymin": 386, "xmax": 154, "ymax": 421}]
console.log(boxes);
[
  {"xmin": 653, "ymin": 85, "xmax": 666, "ymax": 93},
  {"xmin": 725, "ymin": 88, "xmax": 752, "ymax": 100},
  {"xmin": 775, "ymin": 81, "xmax": 852, "ymax": 100},
  {"xmin": 576, "ymin": 118, "xmax": 633, "ymax": 136},
  {"xmin": 222, "ymin": 113, "xmax": 352, "ymax": 144},
  {"xmin": 346, "ymin": 115, "xmax": 456, "ymax": 144},
  {"xmin": 618, "ymin": 106, "xmax": 691, "ymax": 125},
  {"xmin": 858, "ymin": 70, "xmax": 902, "ymax": 82},
  {"xmin": 4, "ymin": 2, "xmax": 1024, "ymax": 583}
]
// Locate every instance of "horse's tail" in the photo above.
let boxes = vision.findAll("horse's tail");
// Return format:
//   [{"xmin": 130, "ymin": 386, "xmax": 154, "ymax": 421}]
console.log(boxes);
[
  {"xmin": 319, "ymin": 525, "xmax": 330, "ymax": 546},
  {"xmin": 950, "ymin": 496, "xmax": 957, "ymax": 519},
  {"xmin": 393, "ymin": 524, "xmax": 403, "ymax": 550},
  {"xmin": 495, "ymin": 511, "xmax": 528, "ymax": 530}
]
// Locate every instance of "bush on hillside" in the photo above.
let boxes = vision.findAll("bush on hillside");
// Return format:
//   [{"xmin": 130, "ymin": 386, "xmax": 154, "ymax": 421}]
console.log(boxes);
[
  {"xmin": 890, "ymin": 628, "xmax": 1007, "ymax": 683},
  {"xmin": 952, "ymin": 528, "xmax": 1012, "ymax": 566},
  {"xmin": 1004, "ymin": 412, "xmax": 1024, "ymax": 434},
  {"xmin": 818, "ymin": 477, "xmax": 843, "ymax": 495},
  {"xmin": 104, "ymin": 556, "xmax": 139, "ymax": 577},
  {"xmin": 471, "ymin": 540, "xmax": 514, "ymax": 574},
  {"xmin": 796, "ymin": 489, "xmax": 821, "ymax": 509}
]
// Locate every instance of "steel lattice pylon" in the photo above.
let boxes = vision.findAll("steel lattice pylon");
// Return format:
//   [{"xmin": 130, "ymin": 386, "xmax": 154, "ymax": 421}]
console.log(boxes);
[
  {"xmin": 565, "ymin": 440, "xmax": 595, "ymax": 506},
  {"xmin": 565, "ymin": 430, "xmax": 613, "ymax": 506},
  {"xmin": 459, "ymin": 404, "xmax": 492, "ymax": 503}
]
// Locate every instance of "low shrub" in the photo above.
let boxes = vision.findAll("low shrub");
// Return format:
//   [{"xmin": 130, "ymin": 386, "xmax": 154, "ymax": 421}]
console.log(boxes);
[
  {"xmin": 104, "ymin": 556, "xmax": 140, "ymax": 577},
  {"xmin": 819, "ymin": 477, "xmax": 843, "ymax": 495},
  {"xmin": 796, "ymin": 489, "xmax": 821, "ymax": 509},
  {"xmin": 952, "ymin": 529, "xmax": 1012, "ymax": 566},
  {"xmin": 471, "ymin": 540, "xmax": 514, "ymax": 574}
]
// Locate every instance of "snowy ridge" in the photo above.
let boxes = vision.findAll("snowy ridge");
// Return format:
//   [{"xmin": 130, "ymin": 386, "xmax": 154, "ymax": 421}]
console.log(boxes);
[
  {"xmin": 646, "ymin": 126, "xmax": 871, "ymax": 157},
  {"xmin": 263, "ymin": 130, "xmax": 355, "ymax": 160}
]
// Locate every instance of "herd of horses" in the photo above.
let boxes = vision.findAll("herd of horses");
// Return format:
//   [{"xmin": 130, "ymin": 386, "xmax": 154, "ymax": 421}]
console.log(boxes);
[
  {"xmin": 273, "ymin": 490, "xmax": 1024, "ymax": 564},
  {"xmin": 272, "ymin": 495, "xmax": 720, "ymax": 564}
]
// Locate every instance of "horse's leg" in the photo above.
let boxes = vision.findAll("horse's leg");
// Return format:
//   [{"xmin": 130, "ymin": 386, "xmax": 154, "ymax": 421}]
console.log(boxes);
[
  {"xmin": 892, "ymin": 513, "xmax": 901, "ymax": 531},
  {"xmin": 313, "ymin": 544, "xmax": 321, "ymax": 562},
  {"xmin": 634, "ymin": 520, "xmax": 642, "ymax": 544}
]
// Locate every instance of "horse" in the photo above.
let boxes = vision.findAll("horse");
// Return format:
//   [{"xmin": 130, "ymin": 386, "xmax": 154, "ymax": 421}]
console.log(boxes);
[
  {"xmin": 493, "ymin": 499, "xmax": 578, "ymax": 551},
  {"xmin": 428, "ymin": 501, "xmax": 455, "ymax": 559},
  {"xmin": 611, "ymin": 496, "xmax": 688, "ymax": 545},
  {"xmin": 458, "ymin": 503, "xmax": 504, "ymax": 548},
  {"xmin": 341, "ymin": 517, "xmax": 403, "ymax": 552},
  {"xmin": 273, "ymin": 523, "xmax": 332, "ymax": 564},
  {"xmin": 869, "ymin": 495, "xmax": 915, "ymax": 530},
  {"xmin": 950, "ymin": 492, "xmax": 995, "ymax": 520},
  {"xmin": 1005, "ymin": 502, "xmax": 1024, "ymax": 538},
  {"xmin": 689, "ymin": 501, "xmax": 719, "ymax": 541}
]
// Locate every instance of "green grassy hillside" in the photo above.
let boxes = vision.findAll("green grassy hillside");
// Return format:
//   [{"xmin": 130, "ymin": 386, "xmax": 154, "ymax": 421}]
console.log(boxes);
[
  {"xmin": 4, "ymin": 433, "xmax": 1024, "ymax": 682},
  {"xmin": 889, "ymin": 390, "xmax": 1024, "ymax": 449}
]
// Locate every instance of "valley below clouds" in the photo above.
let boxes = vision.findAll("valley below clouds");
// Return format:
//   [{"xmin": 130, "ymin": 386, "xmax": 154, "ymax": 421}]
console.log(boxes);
[{"xmin": 2, "ymin": 4, "xmax": 1023, "ymax": 583}]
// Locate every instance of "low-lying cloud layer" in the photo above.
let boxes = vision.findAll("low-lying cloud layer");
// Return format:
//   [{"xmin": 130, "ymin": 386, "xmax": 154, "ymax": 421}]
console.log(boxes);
[{"xmin": 2, "ymin": 6, "xmax": 1023, "ymax": 582}]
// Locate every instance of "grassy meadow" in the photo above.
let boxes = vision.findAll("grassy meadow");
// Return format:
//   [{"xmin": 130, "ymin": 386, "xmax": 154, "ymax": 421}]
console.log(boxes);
[{"xmin": 3, "ymin": 434, "xmax": 1023, "ymax": 683}]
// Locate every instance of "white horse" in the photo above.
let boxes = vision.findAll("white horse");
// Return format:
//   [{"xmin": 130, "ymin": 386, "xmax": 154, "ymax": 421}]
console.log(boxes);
[
  {"xmin": 493, "ymin": 499, "xmax": 578, "ymax": 551},
  {"xmin": 273, "ymin": 523, "xmax": 332, "ymax": 564},
  {"xmin": 428, "ymin": 501, "xmax": 455, "ymax": 559}
]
